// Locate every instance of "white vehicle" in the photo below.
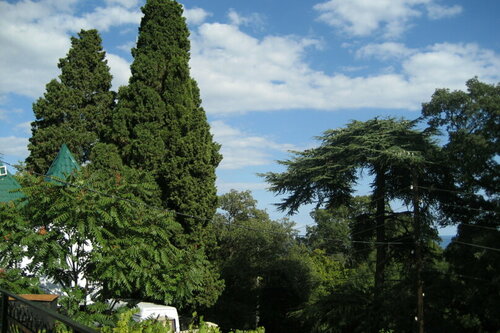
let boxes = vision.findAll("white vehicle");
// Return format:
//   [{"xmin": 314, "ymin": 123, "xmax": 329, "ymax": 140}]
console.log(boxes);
[{"xmin": 132, "ymin": 302, "xmax": 180, "ymax": 333}]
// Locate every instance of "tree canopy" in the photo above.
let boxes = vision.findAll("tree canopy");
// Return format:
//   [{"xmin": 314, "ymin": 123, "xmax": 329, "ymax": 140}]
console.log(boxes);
[
  {"xmin": 111, "ymin": 0, "xmax": 221, "ymax": 233},
  {"xmin": 4, "ymin": 1, "xmax": 498, "ymax": 330},
  {"xmin": 262, "ymin": 118, "xmax": 443, "ymax": 332},
  {"xmin": 421, "ymin": 78, "xmax": 500, "ymax": 331},
  {"xmin": 27, "ymin": 29, "xmax": 115, "ymax": 174}
]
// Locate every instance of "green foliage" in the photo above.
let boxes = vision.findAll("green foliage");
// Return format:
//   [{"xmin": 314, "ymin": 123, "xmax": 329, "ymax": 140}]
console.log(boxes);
[
  {"xmin": 305, "ymin": 196, "xmax": 373, "ymax": 262},
  {"xmin": 262, "ymin": 118, "xmax": 450, "ymax": 332},
  {"xmin": 27, "ymin": 29, "xmax": 115, "ymax": 173},
  {"xmin": 229, "ymin": 329, "xmax": 265, "ymax": 333},
  {"xmin": 111, "ymin": 0, "xmax": 221, "ymax": 234},
  {"xmin": 207, "ymin": 190, "xmax": 307, "ymax": 332},
  {"xmin": 0, "ymin": 201, "xmax": 41, "ymax": 293},
  {"xmin": 261, "ymin": 117, "xmax": 437, "ymax": 214},
  {"xmin": 421, "ymin": 78, "xmax": 500, "ymax": 332},
  {"xmin": 99, "ymin": 310, "xmax": 169, "ymax": 333},
  {"xmin": 17, "ymin": 162, "xmax": 221, "ymax": 313},
  {"xmin": 20, "ymin": 0, "xmax": 222, "ymax": 313},
  {"xmin": 422, "ymin": 77, "xmax": 499, "ymax": 196},
  {"xmin": 52, "ymin": 309, "xmax": 264, "ymax": 333}
]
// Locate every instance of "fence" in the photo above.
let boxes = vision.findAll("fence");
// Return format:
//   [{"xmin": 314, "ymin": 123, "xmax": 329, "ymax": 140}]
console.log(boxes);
[{"xmin": 0, "ymin": 287, "xmax": 96, "ymax": 333}]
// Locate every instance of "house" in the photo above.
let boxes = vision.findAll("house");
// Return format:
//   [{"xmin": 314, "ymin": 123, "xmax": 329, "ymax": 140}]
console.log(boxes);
[
  {"xmin": 0, "ymin": 162, "xmax": 25, "ymax": 203},
  {"xmin": 0, "ymin": 144, "xmax": 81, "ymax": 203},
  {"xmin": 45, "ymin": 143, "xmax": 81, "ymax": 184}
]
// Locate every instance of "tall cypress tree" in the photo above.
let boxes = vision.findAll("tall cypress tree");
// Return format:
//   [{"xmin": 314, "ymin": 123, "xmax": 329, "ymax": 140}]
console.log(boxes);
[
  {"xmin": 27, "ymin": 29, "xmax": 115, "ymax": 173},
  {"xmin": 112, "ymin": 0, "xmax": 221, "ymax": 232}
]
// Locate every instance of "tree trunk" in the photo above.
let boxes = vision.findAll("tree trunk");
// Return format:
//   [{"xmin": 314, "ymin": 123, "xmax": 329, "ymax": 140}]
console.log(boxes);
[
  {"xmin": 413, "ymin": 176, "xmax": 425, "ymax": 333},
  {"xmin": 373, "ymin": 167, "xmax": 386, "ymax": 332}
]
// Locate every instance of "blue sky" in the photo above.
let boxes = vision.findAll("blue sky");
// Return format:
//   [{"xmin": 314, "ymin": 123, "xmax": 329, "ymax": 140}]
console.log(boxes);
[{"xmin": 1, "ymin": 0, "xmax": 499, "ymax": 235}]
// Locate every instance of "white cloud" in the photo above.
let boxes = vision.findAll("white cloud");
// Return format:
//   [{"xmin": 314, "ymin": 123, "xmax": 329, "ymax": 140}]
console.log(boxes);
[
  {"xmin": 189, "ymin": 21, "xmax": 499, "ymax": 114},
  {"xmin": 0, "ymin": 108, "xmax": 24, "ymax": 121},
  {"xmin": 227, "ymin": 9, "xmax": 264, "ymax": 28},
  {"xmin": 117, "ymin": 41, "xmax": 136, "ymax": 54},
  {"xmin": 106, "ymin": 53, "xmax": 132, "ymax": 90},
  {"xmin": 340, "ymin": 65, "xmax": 368, "ymax": 72},
  {"xmin": 313, "ymin": 0, "xmax": 462, "ymax": 38},
  {"xmin": 184, "ymin": 7, "xmax": 211, "ymax": 26},
  {"xmin": 216, "ymin": 181, "xmax": 268, "ymax": 194},
  {"xmin": 104, "ymin": 0, "xmax": 140, "ymax": 9},
  {"xmin": 0, "ymin": 3, "xmax": 70, "ymax": 98},
  {"xmin": 211, "ymin": 121, "xmax": 295, "ymax": 170},
  {"xmin": 0, "ymin": 136, "xmax": 29, "ymax": 159},
  {"xmin": 0, "ymin": 1, "xmax": 496, "ymax": 120},
  {"xmin": 15, "ymin": 122, "xmax": 32, "ymax": 135},
  {"xmin": 427, "ymin": 4, "xmax": 462, "ymax": 19},
  {"xmin": 356, "ymin": 42, "xmax": 415, "ymax": 60},
  {"xmin": 0, "ymin": 0, "xmax": 141, "ymax": 100},
  {"xmin": 403, "ymin": 43, "xmax": 500, "ymax": 89},
  {"xmin": 190, "ymin": 23, "xmax": 323, "ymax": 113},
  {"xmin": 78, "ymin": 6, "xmax": 141, "ymax": 32}
]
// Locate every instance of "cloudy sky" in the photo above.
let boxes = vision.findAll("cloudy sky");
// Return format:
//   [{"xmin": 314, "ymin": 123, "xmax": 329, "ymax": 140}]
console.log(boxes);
[{"xmin": 1, "ymin": 0, "xmax": 499, "ymax": 234}]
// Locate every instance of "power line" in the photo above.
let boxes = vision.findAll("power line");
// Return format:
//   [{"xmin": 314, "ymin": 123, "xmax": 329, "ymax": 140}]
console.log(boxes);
[
  {"xmin": 438, "ymin": 202, "xmax": 499, "ymax": 215},
  {"xmin": 416, "ymin": 185, "xmax": 474, "ymax": 196},
  {"xmin": 351, "ymin": 240, "xmax": 404, "ymax": 245},
  {"xmin": 458, "ymin": 223, "xmax": 499, "ymax": 231},
  {"xmin": 349, "ymin": 206, "xmax": 411, "ymax": 237},
  {"xmin": 3, "ymin": 160, "xmax": 376, "ymax": 240},
  {"xmin": 417, "ymin": 185, "xmax": 499, "ymax": 214},
  {"xmin": 5, "ymin": 160, "xmax": 497, "ymax": 251},
  {"xmin": 422, "ymin": 268, "xmax": 492, "ymax": 283},
  {"xmin": 451, "ymin": 240, "xmax": 500, "ymax": 252},
  {"xmin": 1, "ymin": 160, "xmax": 289, "ymax": 236}
]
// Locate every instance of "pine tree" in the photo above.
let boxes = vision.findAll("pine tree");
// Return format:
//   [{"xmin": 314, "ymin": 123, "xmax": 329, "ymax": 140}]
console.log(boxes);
[
  {"xmin": 27, "ymin": 29, "xmax": 115, "ymax": 174},
  {"xmin": 111, "ymin": 0, "xmax": 221, "ymax": 232},
  {"xmin": 262, "ymin": 118, "xmax": 442, "ymax": 332}
]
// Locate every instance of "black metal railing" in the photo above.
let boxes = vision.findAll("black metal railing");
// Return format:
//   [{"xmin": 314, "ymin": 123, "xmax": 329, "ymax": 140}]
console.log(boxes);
[{"xmin": 0, "ymin": 287, "xmax": 96, "ymax": 333}]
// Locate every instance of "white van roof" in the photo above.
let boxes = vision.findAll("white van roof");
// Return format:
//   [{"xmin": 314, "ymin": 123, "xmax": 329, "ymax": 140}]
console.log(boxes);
[{"xmin": 133, "ymin": 302, "xmax": 178, "ymax": 319}]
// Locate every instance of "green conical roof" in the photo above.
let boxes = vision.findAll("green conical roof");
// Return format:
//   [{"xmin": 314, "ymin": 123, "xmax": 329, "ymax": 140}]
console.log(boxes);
[
  {"xmin": 0, "ymin": 163, "xmax": 25, "ymax": 203},
  {"xmin": 45, "ymin": 144, "xmax": 81, "ymax": 183}
]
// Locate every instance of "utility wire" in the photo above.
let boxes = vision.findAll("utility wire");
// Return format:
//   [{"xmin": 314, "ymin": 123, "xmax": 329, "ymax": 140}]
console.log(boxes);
[
  {"xmin": 438, "ymin": 202, "xmax": 499, "ymax": 215},
  {"xmin": 417, "ymin": 185, "xmax": 499, "ymax": 214},
  {"xmin": 349, "ymin": 205, "xmax": 410, "ymax": 237},
  {"xmin": 1, "ymin": 160, "xmax": 416, "ymax": 244},
  {"xmin": 416, "ymin": 185, "xmax": 474, "ymax": 195},
  {"xmin": 0, "ymin": 160, "xmax": 372, "ymax": 241},
  {"xmin": 351, "ymin": 240, "xmax": 404, "ymax": 245},
  {"xmin": 1, "ymin": 160, "xmax": 289, "ymax": 236},
  {"xmin": 422, "ymin": 268, "xmax": 492, "ymax": 283},
  {"xmin": 6, "ymin": 160, "xmax": 497, "ymax": 251},
  {"xmin": 298, "ymin": 186, "xmax": 409, "ymax": 229},
  {"xmin": 458, "ymin": 223, "xmax": 499, "ymax": 231},
  {"xmin": 451, "ymin": 240, "xmax": 500, "ymax": 252},
  {"xmin": 295, "ymin": 204, "xmax": 408, "ymax": 233}
]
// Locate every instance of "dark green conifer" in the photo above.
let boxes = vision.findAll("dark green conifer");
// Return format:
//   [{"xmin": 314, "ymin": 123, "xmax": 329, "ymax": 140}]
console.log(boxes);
[
  {"xmin": 112, "ymin": 0, "xmax": 221, "ymax": 231},
  {"xmin": 27, "ymin": 29, "xmax": 115, "ymax": 173}
]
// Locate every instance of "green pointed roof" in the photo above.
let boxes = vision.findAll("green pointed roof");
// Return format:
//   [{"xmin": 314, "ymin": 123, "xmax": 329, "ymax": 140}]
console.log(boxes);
[
  {"xmin": 0, "ymin": 163, "xmax": 25, "ymax": 203},
  {"xmin": 45, "ymin": 144, "xmax": 81, "ymax": 183}
]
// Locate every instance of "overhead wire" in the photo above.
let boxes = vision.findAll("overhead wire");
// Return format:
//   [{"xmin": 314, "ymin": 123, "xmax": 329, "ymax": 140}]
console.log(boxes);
[
  {"xmin": 2, "ymin": 159, "xmax": 418, "ymax": 245},
  {"xmin": 416, "ymin": 185, "xmax": 499, "ymax": 214},
  {"xmin": 0, "ymin": 160, "xmax": 288, "ymax": 236},
  {"xmin": 349, "ymin": 205, "xmax": 411, "ymax": 237},
  {"xmin": 437, "ymin": 202, "xmax": 498, "ymax": 215},
  {"xmin": 416, "ymin": 185, "xmax": 474, "ymax": 195},
  {"xmin": 450, "ymin": 240, "xmax": 500, "ymax": 252},
  {"xmin": 295, "ymin": 204, "xmax": 410, "ymax": 240},
  {"xmin": 458, "ymin": 223, "xmax": 499, "ymax": 231},
  {"xmin": 4, "ymin": 160, "xmax": 498, "ymax": 251}
]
